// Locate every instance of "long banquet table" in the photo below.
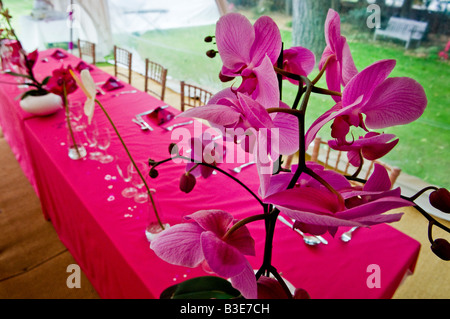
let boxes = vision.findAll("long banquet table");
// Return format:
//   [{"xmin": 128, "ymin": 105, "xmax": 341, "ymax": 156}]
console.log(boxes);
[{"xmin": 0, "ymin": 48, "xmax": 421, "ymax": 299}]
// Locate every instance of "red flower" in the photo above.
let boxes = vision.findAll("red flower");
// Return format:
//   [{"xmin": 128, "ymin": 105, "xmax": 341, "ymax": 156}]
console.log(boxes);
[{"xmin": 46, "ymin": 65, "xmax": 78, "ymax": 96}]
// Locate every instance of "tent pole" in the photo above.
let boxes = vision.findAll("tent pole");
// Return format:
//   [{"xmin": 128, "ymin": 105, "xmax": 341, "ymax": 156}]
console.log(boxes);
[{"xmin": 69, "ymin": 0, "xmax": 74, "ymax": 53}]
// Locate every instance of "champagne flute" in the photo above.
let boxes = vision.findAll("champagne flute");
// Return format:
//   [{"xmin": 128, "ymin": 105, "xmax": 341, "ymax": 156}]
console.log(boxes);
[
  {"xmin": 69, "ymin": 101, "xmax": 86, "ymax": 132},
  {"xmin": 84, "ymin": 120, "xmax": 102, "ymax": 161},
  {"xmin": 129, "ymin": 161, "xmax": 149, "ymax": 203},
  {"xmin": 116, "ymin": 157, "xmax": 138, "ymax": 198},
  {"xmin": 97, "ymin": 127, "xmax": 114, "ymax": 164}
]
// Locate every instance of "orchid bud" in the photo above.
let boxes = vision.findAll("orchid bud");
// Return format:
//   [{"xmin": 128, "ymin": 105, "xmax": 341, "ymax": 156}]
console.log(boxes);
[
  {"xmin": 169, "ymin": 143, "xmax": 179, "ymax": 156},
  {"xmin": 429, "ymin": 188, "xmax": 450, "ymax": 214},
  {"xmin": 180, "ymin": 173, "xmax": 196, "ymax": 193},
  {"xmin": 431, "ymin": 238, "xmax": 450, "ymax": 261},
  {"xmin": 206, "ymin": 49, "xmax": 217, "ymax": 58},
  {"xmin": 149, "ymin": 168, "xmax": 159, "ymax": 179}
]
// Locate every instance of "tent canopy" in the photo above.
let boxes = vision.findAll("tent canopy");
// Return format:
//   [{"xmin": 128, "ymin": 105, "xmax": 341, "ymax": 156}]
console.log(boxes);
[{"xmin": 20, "ymin": 0, "xmax": 227, "ymax": 62}]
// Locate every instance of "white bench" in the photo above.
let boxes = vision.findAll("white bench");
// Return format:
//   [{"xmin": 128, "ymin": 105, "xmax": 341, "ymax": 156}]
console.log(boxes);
[{"xmin": 374, "ymin": 17, "xmax": 428, "ymax": 49}]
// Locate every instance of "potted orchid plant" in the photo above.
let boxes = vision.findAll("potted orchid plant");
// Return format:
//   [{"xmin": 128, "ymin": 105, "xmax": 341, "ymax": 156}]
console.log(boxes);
[
  {"xmin": 0, "ymin": 1, "xmax": 65, "ymax": 116},
  {"xmin": 143, "ymin": 10, "xmax": 449, "ymax": 299}
]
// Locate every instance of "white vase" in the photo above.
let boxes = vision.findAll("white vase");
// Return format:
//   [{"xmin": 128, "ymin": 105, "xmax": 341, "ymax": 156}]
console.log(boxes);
[{"xmin": 19, "ymin": 92, "xmax": 63, "ymax": 116}]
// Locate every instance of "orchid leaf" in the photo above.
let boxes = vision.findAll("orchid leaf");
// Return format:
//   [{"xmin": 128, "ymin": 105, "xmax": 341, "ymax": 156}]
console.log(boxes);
[
  {"xmin": 41, "ymin": 75, "xmax": 51, "ymax": 86},
  {"xmin": 160, "ymin": 276, "xmax": 242, "ymax": 299},
  {"xmin": 5, "ymin": 71, "xmax": 32, "ymax": 79},
  {"xmin": 20, "ymin": 89, "xmax": 46, "ymax": 100}
]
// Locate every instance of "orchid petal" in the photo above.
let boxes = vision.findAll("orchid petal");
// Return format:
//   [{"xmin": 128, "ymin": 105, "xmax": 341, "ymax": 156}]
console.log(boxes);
[
  {"xmin": 283, "ymin": 46, "xmax": 316, "ymax": 83},
  {"xmin": 271, "ymin": 111, "xmax": 299, "ymax": 155},
  {"xmin": 178, "ymin": 104, "xmax": 241, "ymax": 127},
  {"xmin": 201, "ymin": 231, "xmax": 247, "ymax": 278},
  {"xmin": 364, "ymin": 163, "xmax": 391, "ymax": 192},
  {"xmin": 280, "ymin": 208, "xmax": 365, "ymax": 228},
  {"xmin": 325, "ymin": 59, "xmax": 342, "ymax": 102},
  {"xmin": 250, "ymin": 15, "xmax": 282, "ymax": 65},
  {"xmin": 226, "ymin": 222, "xmax": 256, "ymax": 256},
  {"xmin": 362, "ymin": 137, "xmax": 398, "ymax": 160},
  {"xmin": 150, "ymin": 222, "xmax": 204, "ymax": 268},
  {"xmin": 361, "ymin": 77, "xmax": 427, "ymax": 129},
  {"xmin": 336, "ymin": 196, "xmax": 413, "ymax": 220},
  {"xmin": 265, "ymin": 187, "xmax": 340, "ymax": 214},
  {"xmin": 230, "ymin": 261, "xmax": 258, "ymax": 299},
  {"xmin": 342, "ymin": 59, "xmax": 396, "ymax": 108},
  {"xmin": 341, "ymin": 41, "xmax": 358, "ymax": 85},
  {"xmin": 186, "ymin": 210, "xmax": 232, "ymax": 237},
  {"xmin": 248, "ymin": 56, "xmax": 280, "ymax": 106},
  {"xmin": 324, "ymin": 9, "xmax": 342, "ymax": 54},
  {"xmin": 216, "ymin": 13, "xmax": 254, "ymax": 73},
  {"xmin": 352, "ymin": 212, "xmax": 404, "ymax": 225},
  {"xmin": 237, "ymin": 92, "xmax": 274, "ymax": 129}
]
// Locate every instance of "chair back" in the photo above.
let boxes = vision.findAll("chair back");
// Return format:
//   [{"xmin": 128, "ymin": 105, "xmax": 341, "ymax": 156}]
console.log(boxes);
[
  {"xmin": 78, "ymin": 40, "xmax": 96, "ymax": 64},
  {"xmin": 180, "ymin": 81, "xmax": 213, "ymax": 111},
  {"xmin": 114, "ymin": 45, "xmax": 132, "ymax": 84},
  {"xmin": 144, "ymin": 59, "xmax": 168, "ymax": 101}
]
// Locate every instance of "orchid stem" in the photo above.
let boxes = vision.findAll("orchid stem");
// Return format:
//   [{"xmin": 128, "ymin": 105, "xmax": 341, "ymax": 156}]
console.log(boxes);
[
  {"xmin": 311, "ymin": 86, "xmax": 342, "ymax": 97},
  {"xmin": 311, "ymin": 55, "xmax": 333, "ymax": 85},
  {"xmin": 95, "ymin": 99, "xmax": 164, "ymax": 230},
  {"xmin": 351, "ymin": 151, "xmax": 364, "ymax": 178},
  {"xmin": 267, "ymin": 265, "xmax": 293, "ymax": 299},
  {"xmin": 408, "ymin": 186, "xmax": 439, "ymax": 202},
  {"xmin": 222, "ymin": 213, "xmax": 268, "ymax": 241}
]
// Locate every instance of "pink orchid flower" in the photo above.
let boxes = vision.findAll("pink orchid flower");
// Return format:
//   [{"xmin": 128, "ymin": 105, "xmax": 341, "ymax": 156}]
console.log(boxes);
[
  {"xmin": 305, "ymin": 59, "xmax": 427, "ymax": 147},
  {"xmin": 282, "ymin": 46, "xmax": 316, "ymax": 85},
  {"xmin": 328, "ymin": 132, "xmax": 399, "ymax": 167},
  {"xmin": 46, "ymin": 65, "xmax": 78, "ymax": 97},
  {"xmin": 319, "ymin": 9, "xmax": 358, "ymax": 101},
  {"xmin": 179, "ymin": 88, "xmax": 299, "ymax": 157},
  {"xmin": 264, "ymin": 163, "xmax": 411, "ymax": 237},
  {"xmin": 216, "ymin": 12, "xmax": 281, "ymax": 102},
  {"xmin": 150, "ymin": 210, "xmax": 257, "ymax": 299}
]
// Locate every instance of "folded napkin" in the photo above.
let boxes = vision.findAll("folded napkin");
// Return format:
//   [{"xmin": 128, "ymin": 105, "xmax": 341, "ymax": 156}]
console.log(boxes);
[
  {"xmin": 75, "ymin": 61, "xmax": 94, "ymax": 72},
  {"xmin": 51, "ymin": 50, "xmax": 68, "ymax": 59},
  {"xmin": 147, "ymin": 106, "xmax": 175, "ymax": 125},
  {"xmin": 101, "ymin": 77, "xmax": 124, "ymax": 91}
]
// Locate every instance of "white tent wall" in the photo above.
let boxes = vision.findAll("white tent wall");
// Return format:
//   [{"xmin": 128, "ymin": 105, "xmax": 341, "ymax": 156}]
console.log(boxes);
[
  {"xmin": 49, "ymin": 0, "xmax": 114, "ymax": 61},
  {"xmin": 25, "ymin": 0, "xmax": 228, "ymax": 91}
]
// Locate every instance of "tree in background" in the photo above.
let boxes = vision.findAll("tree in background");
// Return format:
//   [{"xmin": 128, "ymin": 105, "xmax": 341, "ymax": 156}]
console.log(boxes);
[{"xmin": 292, "ymin": 0, "xmax": 331, "ymax": 61}]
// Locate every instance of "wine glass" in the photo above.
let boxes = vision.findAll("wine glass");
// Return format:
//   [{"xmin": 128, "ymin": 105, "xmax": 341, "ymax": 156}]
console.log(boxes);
[
  {"xmin": 84, "ymin": 120, "xmax": 102, "ymax": 161},
  {"xmin": 96, "ymin": 127, "xmax": 114, "ymax": 164},
  {"xmin": 116, "ymin": 157, "xmax": 138, "ymax": 198},
  {"xmin": 69, "ymin": 101, "xmax": 86, "ymax": 132},
  {"xmin": 129, "ymin": 161, "xmax": 149, "ymax": 203}
]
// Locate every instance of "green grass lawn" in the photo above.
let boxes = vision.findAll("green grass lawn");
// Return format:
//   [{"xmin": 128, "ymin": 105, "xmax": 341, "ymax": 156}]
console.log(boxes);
[{"xmin": 3, "ymin": 0, "xmax": 448, "ymax": 187}]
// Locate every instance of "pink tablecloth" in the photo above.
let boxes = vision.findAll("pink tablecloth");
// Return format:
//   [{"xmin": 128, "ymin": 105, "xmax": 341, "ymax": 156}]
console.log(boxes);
[{"xmin": 5, "ymin": 49, "xmax": 421, "ymax": 299}]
